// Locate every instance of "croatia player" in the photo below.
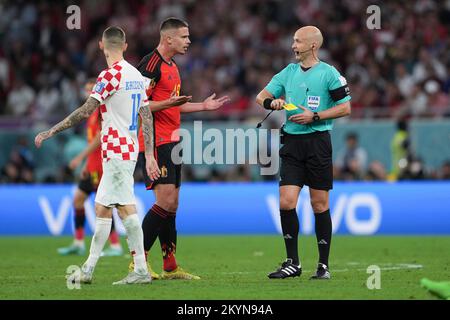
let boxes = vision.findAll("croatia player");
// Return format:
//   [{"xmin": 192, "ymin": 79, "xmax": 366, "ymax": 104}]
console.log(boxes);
[
  {"xmin": 58, "ymin": 78, "xmax": 123, "ymax": 257},
  {"xmin": 35, "ymin": 27, "xmax": 160, "ymax": 284}
]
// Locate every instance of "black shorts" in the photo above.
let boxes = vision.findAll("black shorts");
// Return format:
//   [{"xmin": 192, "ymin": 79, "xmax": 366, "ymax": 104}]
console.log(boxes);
[
  {"xmin": 279, "ymin": 130, "xmax": 333, "ymax": 190},
  {"xmin": 78, "ymin": 171, "xmax": 101, "ymax": 195},
  {"xmin": 138, "ymin": 142, "xmax": 182, "ymax": 190}
]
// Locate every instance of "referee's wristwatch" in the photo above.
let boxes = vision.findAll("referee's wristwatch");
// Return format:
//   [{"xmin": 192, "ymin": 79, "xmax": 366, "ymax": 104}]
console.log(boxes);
[{"xmin": 313, "ymin": 112, "xmax": 320, "ymax": 122}]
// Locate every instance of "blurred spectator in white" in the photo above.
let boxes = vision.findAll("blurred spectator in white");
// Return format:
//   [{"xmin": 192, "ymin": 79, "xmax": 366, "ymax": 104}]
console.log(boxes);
[
  {"xmin": 397, "ymin": 84, "xmax": 428, "ymax": 118},
  {"xmin": 395, "ymin": 64, "xmax": 415, "ymax": 98},
  {"xmin": 336, "ymin": 132, "xmax": 368, "ymax": 180},
  {"xmin": 60, "ymin": 74, "xmax": 83, "ymax": 113},
  {"xmin": 34, "ymin": 76, "xmax": 60, "ymax": 122},
  {"xmin": 6, "ymin": 77, "xmax": 35, "ymax": 116},
  {"xmin": 413, "ymin": 49, "xmax": 447, "ymax": 83},
  {"xmin": 423, "ymin": 79, "xmax": 450, "ymax": 117}
]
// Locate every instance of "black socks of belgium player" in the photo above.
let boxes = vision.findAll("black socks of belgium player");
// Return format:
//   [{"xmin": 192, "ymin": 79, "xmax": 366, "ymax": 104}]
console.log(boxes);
[
  {"xmin": 142, "ymin": 204, "xmax": 170, "ymax": 252},
  {"xmin": 314, "ymin": 209, "xmax": 332, "ymax": 267},
  {"xmin": 280, "ymin": 209, "xmax": 299, "ymax": 266},
  {"xmin": 141, "ymin": 204, "xmax": 178, "ymax": 271}
]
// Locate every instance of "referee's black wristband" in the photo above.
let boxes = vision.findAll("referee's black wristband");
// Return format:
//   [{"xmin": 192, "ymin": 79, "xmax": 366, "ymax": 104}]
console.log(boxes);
[{"xmin": 263, "ymin": 98, "xmax": 274, "ymax": 110}]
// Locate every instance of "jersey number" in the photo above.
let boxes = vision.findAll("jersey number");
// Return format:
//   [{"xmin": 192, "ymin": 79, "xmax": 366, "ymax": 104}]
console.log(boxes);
[{"xmin": 129, "ymin": 93, "xmax": 141, "ymax": 131}]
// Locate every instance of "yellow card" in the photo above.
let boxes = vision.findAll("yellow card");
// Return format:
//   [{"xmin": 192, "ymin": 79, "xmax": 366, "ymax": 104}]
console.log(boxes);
[{"xmin": 283, "ymin": 103, "xmax": 298, "ymax": 111}]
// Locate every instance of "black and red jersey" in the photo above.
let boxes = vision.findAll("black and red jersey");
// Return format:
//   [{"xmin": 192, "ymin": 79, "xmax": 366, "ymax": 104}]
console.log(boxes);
[{"xmin": 137, "ymin": 49, "xmax": 182, "ymax": 151}]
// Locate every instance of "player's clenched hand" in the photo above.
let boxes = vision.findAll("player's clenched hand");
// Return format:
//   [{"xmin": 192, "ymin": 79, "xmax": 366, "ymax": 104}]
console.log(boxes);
[
  {"xmin": 146, "ymin": 155, "xmax": 161, "ymax": 181},
  {"xmin": 34, "ymin": 131, "xmax": 52, "ymax": 148},
  {"xmin": 202, "ymin": 93, "xmax": 230, "ymax": 111},
  {"xmin": 288, "ymin": 105, "xmax": 314, "ymax": 124},
  {"xmin": 270, "ymin": 99, "xmax": 286, "ymax": 110}
]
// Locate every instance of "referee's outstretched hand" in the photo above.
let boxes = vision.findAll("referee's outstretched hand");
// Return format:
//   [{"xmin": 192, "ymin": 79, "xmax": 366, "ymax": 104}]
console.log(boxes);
[
  {"xmin": 289, "ymin": 105, "xmax": 314, "ymax": 124},
  {"xmin": 270, "ymin": 99, "xmax": 286, "ymax": 110}
]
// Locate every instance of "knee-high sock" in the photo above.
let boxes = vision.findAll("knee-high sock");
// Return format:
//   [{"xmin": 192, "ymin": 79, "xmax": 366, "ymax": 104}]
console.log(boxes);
[
  {"xmin": 74, "ymin": 207, "xmax": 86, "ymax": 241},
  {"xmin": 108, "ymin": 218, "xmax": 121, "ymax": 246},
  {"xmin": 159, "ymin": 212, "xmax": 177, "ymax": 271},
  {"xmin": 314, "ymin": 209, "xmax": 332, "ymax": 267},
  {"xmin": 280, "ymin": 208, "xmax": 300, "ymax": 266},
  {"xmin": 84, "ymin": 217, "xmax": 112, "ymax": 269},
  {"xmin": 123, "ymin": 214, "xmax": 147, "ymax": 275},
  {"xmin": 142, "ymin": 204, "xmax": 168, "ymax": 252}
]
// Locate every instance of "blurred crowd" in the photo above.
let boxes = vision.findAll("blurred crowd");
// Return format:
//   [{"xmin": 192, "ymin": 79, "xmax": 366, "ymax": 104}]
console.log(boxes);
[
  {"xmin": 1, "ymin": 0, "xmax": 450, "ymax": 183},
  {"xmin": 1, "ymin": 0, "xmax": 450, "ymax": 123},
  {"xmin": 334, "ymin": 121, "xmax": 450, "ymax": 182}
]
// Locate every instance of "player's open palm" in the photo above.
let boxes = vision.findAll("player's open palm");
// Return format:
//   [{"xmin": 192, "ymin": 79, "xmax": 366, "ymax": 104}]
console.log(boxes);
[
  {"xmin": 168, "ymin": 91, "xmax": 192, "ymax": 106},
  {"xmin": 203, "ymin": 93, "xmax": 230, "ymax": 111},
  {"xmin": 146, "ymin": 155, "xmax": 161, "ymax": 181}
]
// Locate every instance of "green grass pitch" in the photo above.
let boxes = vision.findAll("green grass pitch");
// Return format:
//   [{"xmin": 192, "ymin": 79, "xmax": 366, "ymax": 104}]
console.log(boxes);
[{"xmin": 0, "ymin": 235, "xmax": 449, "ymax": 300}]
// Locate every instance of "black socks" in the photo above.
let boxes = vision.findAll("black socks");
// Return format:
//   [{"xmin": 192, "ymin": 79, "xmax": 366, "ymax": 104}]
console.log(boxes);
[
  {"xmin": 314, "ymin": 209, "xmax": 332, "ymax": 267},
  {"xmin": 280, "ymin": 208, "xmax": 300, "ymax": 265}
]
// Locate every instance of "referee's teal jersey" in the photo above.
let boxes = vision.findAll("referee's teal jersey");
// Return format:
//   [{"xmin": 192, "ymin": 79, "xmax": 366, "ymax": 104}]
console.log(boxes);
[{"xmin": 265, "ymin": 61, "xmax": 351, "ymax": 135}]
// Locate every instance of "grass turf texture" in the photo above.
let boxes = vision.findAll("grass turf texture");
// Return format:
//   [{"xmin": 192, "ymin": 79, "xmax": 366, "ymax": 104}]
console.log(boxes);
[{"xmin": 0, "ymin": 236, "xmax": 449, "ymax": 300}]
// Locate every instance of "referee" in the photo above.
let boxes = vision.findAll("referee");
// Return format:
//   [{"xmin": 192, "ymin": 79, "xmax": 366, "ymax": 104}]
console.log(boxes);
[{"xmin": 256, "ymin": 26, "xmax": 351, "ymax": 279}]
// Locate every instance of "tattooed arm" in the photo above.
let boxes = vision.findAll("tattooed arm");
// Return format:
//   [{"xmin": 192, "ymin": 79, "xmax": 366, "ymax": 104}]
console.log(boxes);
[
  {"xmin": 35, "ymin": 97, "xmax": 100, "ymax": 148},
  {"xmin": 138, "ymin": 105, "xmax": 160, "ymax": 180}
]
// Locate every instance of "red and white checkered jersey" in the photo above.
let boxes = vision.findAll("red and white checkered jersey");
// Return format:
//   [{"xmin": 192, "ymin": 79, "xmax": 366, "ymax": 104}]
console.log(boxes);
[{"xmin": 90, "ymin": 59, "xmax": 149, "ymax": 162}]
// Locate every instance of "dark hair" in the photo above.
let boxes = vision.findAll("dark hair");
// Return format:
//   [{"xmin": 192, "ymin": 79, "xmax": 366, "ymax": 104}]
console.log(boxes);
[
  {"xmin": 160, "ymin": 17, "xmax": 188, "ymax": 31},
  {"xmin": 86, "ymin": 77, "xmax": 97, "ymax": 84},
  {"xmin": 102, "ymin": 26, "xmax": 126, "ymax": 45},
  {"xmin": 397, "ymin": 119, "xmax": 408, "ymax": 131},
  {"xmin": 346, "ymin": 132, "xmax": 358, "ymax": 141}
]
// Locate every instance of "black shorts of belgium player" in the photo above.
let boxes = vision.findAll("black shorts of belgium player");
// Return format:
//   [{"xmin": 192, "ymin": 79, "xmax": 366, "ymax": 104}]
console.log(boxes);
[
  {"xmin": 138, "ymin": 142, "xmax": 182, "ymax": 190},
  {"xmin": 78, "ymin": 171, "xmax": 101, "ymax": 195},
  {"xmin": 279, "ymin": 130, "xmax": 333, "ymax": 190}
]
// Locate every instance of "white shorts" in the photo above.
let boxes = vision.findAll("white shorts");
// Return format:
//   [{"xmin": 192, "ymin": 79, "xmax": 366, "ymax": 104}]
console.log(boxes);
[{"xmin": 95, "ymin": 159, "xmax": 137, "ymax": 208}]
